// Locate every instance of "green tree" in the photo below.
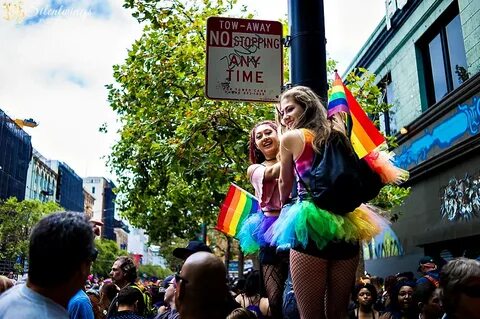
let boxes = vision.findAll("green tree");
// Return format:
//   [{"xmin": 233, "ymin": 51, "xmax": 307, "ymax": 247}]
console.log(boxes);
[
  {"xmin": 92, "ymin": 238, "xmax": 128, "ymax": 277},
  {"xmin": 138, "ymin": 264, "xmax": 172, "ymax": 279},
  {"xmin": 0, "ymin": 198, "xmax": 61, "ymax": 271},
  {"xmin": 157, "ymin": 237, "xmax": 189, "ymax": 271},
  {"xmin": 107, "ymin": 0, "xmax": 272, "ymax": 243}
]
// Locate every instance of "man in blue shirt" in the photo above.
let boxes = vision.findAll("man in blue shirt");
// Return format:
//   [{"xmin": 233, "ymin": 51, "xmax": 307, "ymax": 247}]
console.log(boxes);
[{"xmin": 68, "ymin": 288, "xmax": 95, "ymax": 319}]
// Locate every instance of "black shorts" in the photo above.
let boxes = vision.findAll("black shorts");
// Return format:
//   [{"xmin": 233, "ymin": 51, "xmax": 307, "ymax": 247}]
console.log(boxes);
[
  {"xmin": 259, "ymin": 246, "xmax": 289, "ymax": 265},
  {"xmin": 293, "ymin": 240, "xmax": 360, "ymax": 260}
]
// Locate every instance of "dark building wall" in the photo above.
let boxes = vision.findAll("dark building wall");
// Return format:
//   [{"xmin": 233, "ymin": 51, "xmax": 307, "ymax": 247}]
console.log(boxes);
[
  {"xmin": 57, "ymin": 162, "xmax": 84, "ymax": 212},
  {"xmin": 102, "ymin": 180, "xmax": 116, "ymax": 240},
  {"xmin": 0, "ymin": 110, "xmax": 32, "ymax": 201},
  {"xmin": 395, "ymin": 150, "xmax": 480, "ymax": 256}
]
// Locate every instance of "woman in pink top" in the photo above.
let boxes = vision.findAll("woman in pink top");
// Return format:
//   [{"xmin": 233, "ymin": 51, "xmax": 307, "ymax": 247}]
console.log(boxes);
[{"xmin": 238, "ymin": 120, "xmax": 287, "ymax": 319}]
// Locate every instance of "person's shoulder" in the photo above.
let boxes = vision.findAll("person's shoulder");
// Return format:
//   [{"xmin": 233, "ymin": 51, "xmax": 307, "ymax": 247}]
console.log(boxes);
[
  {"xmin": 0, "ymin": 285, "xmax": 68, "ymax": 318},
  {"xmin": 72, "ymin": 289, "xmax": 90, "ymax": 300},
  {"xmin": 280, "ymin": 129, "xmax": 303, "ymax": 144},
  {"xmin": 247, "ymin": 164, "xmax": 264, "ymax": 178}
]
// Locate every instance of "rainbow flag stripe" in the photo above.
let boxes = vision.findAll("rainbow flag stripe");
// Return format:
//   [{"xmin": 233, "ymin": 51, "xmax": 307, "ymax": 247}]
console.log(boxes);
[
  {"xmin": 216, "ymin": 184, "xmax": 259, "ymax": 237},
  {"xmin": 327, "ymin": 77, "xmax": 349, "ymax": 116},
  {"xmin": 328, "ymin": 72, "xmax": 386, "ymax": 158}
]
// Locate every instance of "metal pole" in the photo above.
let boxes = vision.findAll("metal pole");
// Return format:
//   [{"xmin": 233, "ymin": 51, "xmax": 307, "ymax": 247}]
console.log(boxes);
[
  {"xmin": 225, "ymin": 235, "xmax": 231, "ymax": 272},
  {"xmin": 288, "ymin": 0, "xmax": 328, "ymax": 102}
]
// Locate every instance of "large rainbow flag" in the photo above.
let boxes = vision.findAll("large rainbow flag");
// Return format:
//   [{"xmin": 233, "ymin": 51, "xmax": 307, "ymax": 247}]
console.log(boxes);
[
  {"xmin": 328, "ymin": 71, "xmax": 386, "ymax": 159},
  {"xmin": 216, "ymin": 184, "xmax": 259, "ymax": 237}
]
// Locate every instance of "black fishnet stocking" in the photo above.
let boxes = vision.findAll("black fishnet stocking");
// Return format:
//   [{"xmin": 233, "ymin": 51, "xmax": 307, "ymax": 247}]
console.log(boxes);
[
  {"xmin": 326, "ymin": 255, "xmax": 359, "ymax": 318},
  {"xmin": 290, "ymin": 249, "xmax": 328, "ymax": 319},
  {"xmin": 290, "ymin": 249, "xmax": 359, "ymax": 319},
  {"xmin": 262, "ymin": 263, "xmax": 288, "ymax": 319}
]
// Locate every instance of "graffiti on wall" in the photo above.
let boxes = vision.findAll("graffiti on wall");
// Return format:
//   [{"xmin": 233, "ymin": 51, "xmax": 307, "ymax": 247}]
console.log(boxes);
[
  {"xmin": 396, "ymin": 96, "xmax": 480, "ymax": 170},
  {"xmin": 440, "ymin": 173, "xmax": 480, "ymax": 222},
  {"xmin": 363, "ymin": 225, "xmax": 404, "ymax": 260}
]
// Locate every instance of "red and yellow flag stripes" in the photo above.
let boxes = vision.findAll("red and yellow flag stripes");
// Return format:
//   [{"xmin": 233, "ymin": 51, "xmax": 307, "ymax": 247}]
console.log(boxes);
[{"xmin": 216, "ymin": 184, "xmax": 259, "ymax": 237}]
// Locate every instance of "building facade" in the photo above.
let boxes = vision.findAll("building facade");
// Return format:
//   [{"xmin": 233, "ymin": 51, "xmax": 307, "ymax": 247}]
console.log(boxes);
[
  {"xmin": 83, "ymin": 177, "xmax": 117, "ymax": 240},
  {"xmin": 346, "ymin": 0, "xmax": 480, "ymax": 276},
  {"xmin": 83, "ymin": 188, "xmax": 95, "ymax": 219},
  {"xmin": 127, "ymin": 227, "xmax": 165, "ymax": 266},
  {"xmin": 114, "ymin": 219, "xmax": 130, "ymax": 251},
  {"xmin": 25, "ymin": 149, "xmax": 57, "ymax": 202},
  {"xmin": 0, "ymin": 109, "xmax": 32, "ymax": 201},
  {"xmin": 47, "ymin": 160, "xmax": 84, "ymax": 212}
]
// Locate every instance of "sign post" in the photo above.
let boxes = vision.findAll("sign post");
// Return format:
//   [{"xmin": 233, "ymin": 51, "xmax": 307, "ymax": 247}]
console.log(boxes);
[{"xmin": 206, "ymin": 17, "xmax": 283, "ymax": 102}]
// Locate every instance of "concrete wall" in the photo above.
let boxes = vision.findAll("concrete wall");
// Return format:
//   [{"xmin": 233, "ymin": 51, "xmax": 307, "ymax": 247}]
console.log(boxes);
[{"xmin": 459, "ymin": 0, "xmax": 480, "ymax": 75}]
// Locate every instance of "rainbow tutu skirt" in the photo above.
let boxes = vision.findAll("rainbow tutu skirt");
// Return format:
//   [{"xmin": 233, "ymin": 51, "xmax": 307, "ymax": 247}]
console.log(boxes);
[
  {"xmin": 264, "ymin": 199, "xmax": 389, "ymax": 251},
  {"xmin": 238, "ymin": 212, "xmax": 279, "ymax": 254}
]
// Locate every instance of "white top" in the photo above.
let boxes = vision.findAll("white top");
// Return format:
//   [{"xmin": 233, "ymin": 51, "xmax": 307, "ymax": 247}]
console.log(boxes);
[{"xmin": 0, "ymin": 284, "xmax": 69, "ymax": 319}]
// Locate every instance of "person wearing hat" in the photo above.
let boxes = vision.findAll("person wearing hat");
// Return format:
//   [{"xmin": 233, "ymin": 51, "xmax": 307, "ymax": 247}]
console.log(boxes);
[
  {"xmin": 172, "ymin": 241, "xmax": 212, "ymax": 260},
  {"xmin": 417, "ymin": 256, "xmax": 440, "ymax": 287}
]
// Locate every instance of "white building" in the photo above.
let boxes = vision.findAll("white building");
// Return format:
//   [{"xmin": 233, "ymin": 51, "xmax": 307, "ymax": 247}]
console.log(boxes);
[
  {"xmin": 25, "ymin": 149, "xmax": 57, "ymax": 202},
  {"xmin": 82, "ymin": 177, "xmax": 108, "ymax": 222},
  {"xmin": 128, "ymin": 227, "xmax": 166, "ymax": 267}
]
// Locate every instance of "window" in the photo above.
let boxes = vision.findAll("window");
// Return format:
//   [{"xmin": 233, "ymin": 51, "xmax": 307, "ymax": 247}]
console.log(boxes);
[
  {"xmin": 418, "ymin": 3, "xmax": 468, "ymax": 106},
  {"xmin": 379, "ymin": 73, "xmax": 398, "ymax": 136},
  {"xmin": 92, "ymin": 186, "xmax": 95, "ymax": 194}
]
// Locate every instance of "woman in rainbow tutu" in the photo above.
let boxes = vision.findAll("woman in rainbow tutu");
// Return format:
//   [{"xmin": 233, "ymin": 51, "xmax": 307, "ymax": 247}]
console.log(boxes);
[
  {"xmin": 269, "ymin": 86, "xmax": 403, "ymax": 319},
  {"xmin": 238, "ymin": 120, "xmax": 288, "ymax": 319}
]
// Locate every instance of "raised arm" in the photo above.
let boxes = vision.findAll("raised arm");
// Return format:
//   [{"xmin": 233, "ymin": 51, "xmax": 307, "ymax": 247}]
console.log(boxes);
[{"xmin": 278, "ymin": 130, "xmax": 303, "ymax": 204}]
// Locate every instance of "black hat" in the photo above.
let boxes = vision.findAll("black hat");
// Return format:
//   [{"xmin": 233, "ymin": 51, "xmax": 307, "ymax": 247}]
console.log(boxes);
[
  {"xmin": 172, "ymin": 241, "xmax": 212, "ymax": 260},
  {"xmin": 417, "ymin": 256, "xmax": 436, "ymax": 271}
]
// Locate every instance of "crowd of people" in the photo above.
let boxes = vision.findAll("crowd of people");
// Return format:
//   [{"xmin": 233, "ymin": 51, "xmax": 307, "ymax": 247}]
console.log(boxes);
[
  {"xmin": 0, "ymin": 86, "xmax": 479, "ymax": 319},
  {"xmin": 0, "ymin": 215, "xmax": 478, "ymax": 319}
]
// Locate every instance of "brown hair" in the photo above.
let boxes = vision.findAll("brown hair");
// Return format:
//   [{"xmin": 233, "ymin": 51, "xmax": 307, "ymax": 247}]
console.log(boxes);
[
  {"xmin": 278, "ymin": 86, "xmax": 334, "ymax": 152},
  {"xmin": 248, "ymin": 120, "xmax": 278, "ymax": 164}
]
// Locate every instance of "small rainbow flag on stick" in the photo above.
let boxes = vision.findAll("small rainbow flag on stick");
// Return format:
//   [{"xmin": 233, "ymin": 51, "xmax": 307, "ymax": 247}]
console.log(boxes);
[
  {"xmin": 216, "ymin": 184, "xmax": 259, "ymax": 237},
  {"xmin": 328, "ymin": 71, "xmax": 386, "ymax": 159}
]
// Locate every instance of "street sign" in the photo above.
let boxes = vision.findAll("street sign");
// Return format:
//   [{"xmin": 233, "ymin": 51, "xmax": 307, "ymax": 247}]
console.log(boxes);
[{"xmin": 206, "ymin": 17, "xmax": 283, "ymax": 102}]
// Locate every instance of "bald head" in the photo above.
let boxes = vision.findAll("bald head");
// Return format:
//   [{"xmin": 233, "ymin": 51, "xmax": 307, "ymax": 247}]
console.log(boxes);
[{"xmin": 175, "ymin": 252, "xmax": 229, "ymax": 319}]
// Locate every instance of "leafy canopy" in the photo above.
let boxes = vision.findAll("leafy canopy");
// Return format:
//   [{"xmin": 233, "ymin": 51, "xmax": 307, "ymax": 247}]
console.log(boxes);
[
  {"xmin": 107, "ymin": 0, "xmax": 276, "ymax": 242},
  {"xmin": 0, "ymin": 198, "xmax": 61, "ymax": 269}
]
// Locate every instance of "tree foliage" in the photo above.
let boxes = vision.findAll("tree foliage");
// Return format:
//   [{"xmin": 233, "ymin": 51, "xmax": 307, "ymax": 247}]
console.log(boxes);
[
  {"xmin": 157, "ymin": 237, "xmax": 189, "ymax": 271},
  {"xmin": 138, "ymin": 264, "xmax": 172, "ymax": 280},
  {"xmin": 92, "ymin": 238, "xmax": 128, "ymax": 278},
  {"xmin": 107, "ymin": 0, "xmax": 274, "ymax": 243},
  {"xmin": 0, "ymin": 198, "xmax": 61, "ymax": 269},
  {"xmin": 107, "ymin": 0, "xmax": 409, "ymax": 248}
]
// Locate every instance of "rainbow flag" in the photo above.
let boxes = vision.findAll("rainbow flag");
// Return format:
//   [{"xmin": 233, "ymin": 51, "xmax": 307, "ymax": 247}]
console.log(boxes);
[
  {"xmin": 327, "ymin": 72, "xmax": 385, "ymax": 158},
  {"xmin": 216, "ymin": 184, "xmax": 259, "ymax": 237}
]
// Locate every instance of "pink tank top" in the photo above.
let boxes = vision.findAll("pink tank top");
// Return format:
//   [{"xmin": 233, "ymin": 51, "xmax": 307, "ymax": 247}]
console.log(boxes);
[{"xmin": 250, "ymin": 164, "xmax": 282, "ymax": 212}]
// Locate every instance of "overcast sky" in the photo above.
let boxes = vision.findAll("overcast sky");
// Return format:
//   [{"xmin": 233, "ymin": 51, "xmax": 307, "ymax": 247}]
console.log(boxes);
[{"xmin": 0, "ymin": 0, "xmax": 386, "ymax": 182}]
